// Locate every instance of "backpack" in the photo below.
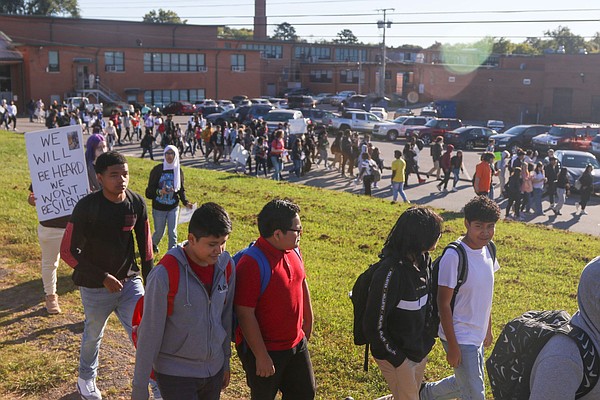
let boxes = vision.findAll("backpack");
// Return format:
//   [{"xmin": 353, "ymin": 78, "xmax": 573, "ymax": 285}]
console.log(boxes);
[
  {"xmin": 425, "ymin": 239, "xmax": 496, "ymax": 338},
  {"xmin": 370, "ymin": 161, "xmax": 381, "ymax": 182},
  {"xmin": 350, "ymin": 257, "xmax": 397, "ymax": 371},
  {"xmin": 131, "ymin": 260, "xmax": 180, "ymax": 348},
  {"xmin": 486, "ymin": 310, "xmax": 599, "ymax": 400}
]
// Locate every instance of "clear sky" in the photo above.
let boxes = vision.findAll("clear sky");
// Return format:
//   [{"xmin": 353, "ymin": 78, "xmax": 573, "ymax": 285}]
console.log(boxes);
[{"xmin": 77, "ymin": 0, "xmax": 600, "ymax": 48}]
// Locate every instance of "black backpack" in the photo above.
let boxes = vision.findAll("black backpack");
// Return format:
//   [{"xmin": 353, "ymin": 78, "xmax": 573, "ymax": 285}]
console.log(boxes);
[
  {"xmin": 486, "ymin": 310, "xmax": 599, "ymax": 400},
  {"xmin": 350, "ymin": 257, "xmax": 396, "ymax": 371},
  {"xmin": 425, "ymin": 239, "xmax": 496, "ymax": 338}
]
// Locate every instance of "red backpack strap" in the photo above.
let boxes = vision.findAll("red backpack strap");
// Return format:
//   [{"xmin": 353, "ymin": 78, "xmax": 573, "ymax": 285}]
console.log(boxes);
[{"xmin": 164, "ymin": 263, "xmax": 180, "ymax": 316}]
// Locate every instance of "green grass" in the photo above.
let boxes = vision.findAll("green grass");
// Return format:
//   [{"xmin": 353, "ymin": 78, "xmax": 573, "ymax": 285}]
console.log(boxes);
[{"xmin": 1, "ymin": 129, "xmax": 599, "ymax": 399}]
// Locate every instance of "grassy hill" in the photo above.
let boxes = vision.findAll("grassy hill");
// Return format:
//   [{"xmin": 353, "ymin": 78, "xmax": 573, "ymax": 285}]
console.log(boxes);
[{"xmin": 1, "ymin": 129, "xmax": 599, "ymax": 399}]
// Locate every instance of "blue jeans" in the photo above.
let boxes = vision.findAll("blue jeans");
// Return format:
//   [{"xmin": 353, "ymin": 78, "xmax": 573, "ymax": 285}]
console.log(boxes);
[
  {"xmin": 293, "ymin": 159, "xmax": 303, "ymax": 177},
  {"xmin": 79, "ymin": 277, "xmax": 144, "ymax": 380},
  {"xmin": 532, "ymin": 187, "xmax": 543, "ymax": 214},
  {"xmin": 391, "ymin": 181, "xmax": 408, "ymax": 202},
  {"xmin": 155, "ymin": 368, "xmax": 224, "ymax": 400},
  {"xmin": 452, "ymin": 168, "xmax": 460, "ymax": 187},
  {"xmin": 152, "ymin": 207, "xmax": 179, "ymax": 250},
  {"xmin": 271, "ymin": 156, "xmax": 283, "ymax": 181},
  {"xmin": 420, "ymin": 341, "xmax": 485, "ymax": 400}
]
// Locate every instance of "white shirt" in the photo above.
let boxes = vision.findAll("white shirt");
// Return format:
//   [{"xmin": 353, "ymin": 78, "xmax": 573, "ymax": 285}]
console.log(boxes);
[
  {"xmin": 438, "ymin": 241, "xmax": 500, "ymax": 346},
  {"xmin": 7, "ymin": 104, "xmax": 17, "ymax": 116}
]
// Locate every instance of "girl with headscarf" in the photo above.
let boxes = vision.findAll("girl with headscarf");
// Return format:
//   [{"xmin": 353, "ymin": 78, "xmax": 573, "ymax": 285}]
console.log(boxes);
[
  {"xmin": 145, "ymin": 145, "xmax": 193, "ymax": 253},
  {"xmin": 85, "ymin": 134, "xmax": 107, "ymax": 192}
]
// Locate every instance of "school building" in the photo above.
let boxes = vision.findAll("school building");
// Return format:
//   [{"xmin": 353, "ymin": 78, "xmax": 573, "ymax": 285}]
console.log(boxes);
[{"xmin": 1, "ymin": 14, "xmax": 599, "ymax": 124}]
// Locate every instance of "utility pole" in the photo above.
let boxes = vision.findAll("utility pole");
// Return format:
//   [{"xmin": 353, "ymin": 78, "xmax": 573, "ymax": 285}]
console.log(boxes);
[{"xmin": 376, "ymin": 8, "xmax": 394, "ymax": 97}]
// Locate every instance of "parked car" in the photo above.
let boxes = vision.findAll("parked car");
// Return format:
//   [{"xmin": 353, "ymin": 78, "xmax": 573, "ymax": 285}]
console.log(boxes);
[
  {"xmin": 590, "ymin": 135, "xmax": 600, "ymax": 160},
  {"xmin": 206, "ymin": 109, "xmax": 238, "ymax": 126},
  {"xmin": 197, "ymin": 105, "xmax": 224, "ymax": 116},
  {"xmin": 195, "ymin": 99, "xmax": 218, "ymax": 108},
  {"xmin": 269, "ymin": 98, "xmax": 289, "ymax": 109},
  {"xmin": 420, "ymin": 107, "xmax": 438, "ymax": 117},
  {"xmin": 405, "ymin": 118, "xmax": 463, "ymax": 145},
  {"xmin": 554, "ymin": 150, "xmax": 600, "ymax": 192},
  {"xmin": 370, "ymin": 107, "xmax": 388, "ymax": 120},
  {"xmin": 217, "ymin": 100, "xmax": 235, "ymax": 111},
  {"xmin": 287, "ymin": 95, "xmax": 316, "ymax": 109},
  {"xmin": 263, "ymin": 109, "xmax": 306, "ymax": 132},
  {"xmin": 445, "ymin": 126, "xmax": 497, "ymax": 150},
  {"xmin": 234, "ymin": 105, "xmax": 252, "ymax": 123},
  {"xmin": 162, "ymin": 101, "xmax": 197, "ymax": 116},
  {"xmin": 231, "ymin": 95, "xmax": 249, "ymax": 105},
  {"xmin": 372, "ymin": 116, "xmax": 432, "ymax": 141},
  {"xmin": 313, "ymin": 93, "xmax": 334, "ymax": 104},
  {"xmin": 394, "ymin": 108, "xmax": 414, "ymax": 117},
  {"xmin": 283, "ymin": 87, "xmax": 312, "ymax": 97},
  {"xmin": 250, "ymin": 98, "xmax": 272, "ymax": 106},
  {"xmin": 491, "ymin": 124, "xmax": 550, "ymax": 153},
  {"xmin": 487, "ymin": 120, "xmax": 505, "ymax": 132},
  {"xmin": 342, "ymin": 95, "xmax": 367, "ymax": 110},
  {"xmin": 330, "ymin": 90, "xmax": 356, "ymax": 106},
  {"xmin": 246, "ymin": 104, "xmax": 275, "ymax": 122},
  {"xmin": 298, "ymin": 108, "xmax": 336, "ymax": 126},
  {"xmin": 532, "ymin": 124, "xmax": 600, "ymax": 154}
]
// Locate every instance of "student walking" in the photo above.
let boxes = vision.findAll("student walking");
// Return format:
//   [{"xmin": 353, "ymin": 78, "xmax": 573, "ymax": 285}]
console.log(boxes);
[
  {"xmin": 421, "ymin": 196, "xmax": 501, "ymax": 400},
  {"xmin": 132, "ymin": 203, "xmax": 235, "ymax": 400},
  {"xmin": 364, "ymin": 207, "xmax": 443, "ymax": 400},
  {"xmin": 390, "ymin": 150, "xmax": 409, "ymax": 203}
]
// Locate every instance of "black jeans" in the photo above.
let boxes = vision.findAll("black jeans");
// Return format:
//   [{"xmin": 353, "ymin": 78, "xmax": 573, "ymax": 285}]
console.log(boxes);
[
  {"xmin": 440, "ymin": 168, "xmax": 452, "ymax": 189},
  {"xmin": 363, "ymin": 174, "xmax": 374, "ymax": 196},
  {"xmin": 237, "ymin": 337, "xmax": 316, "ymax": 400},
  {"xmin": 155, "ymin": 368, "xmax": 224, "ymax": 400}
]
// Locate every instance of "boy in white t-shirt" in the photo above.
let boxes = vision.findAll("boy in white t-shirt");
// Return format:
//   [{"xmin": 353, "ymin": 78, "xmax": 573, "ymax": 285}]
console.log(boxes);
[{"xmin": 420, "ymin": 196, "xmax": 501, "ymax": 400}]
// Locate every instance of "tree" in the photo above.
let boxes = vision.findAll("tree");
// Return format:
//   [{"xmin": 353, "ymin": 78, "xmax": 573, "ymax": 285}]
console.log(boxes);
[
  {"xmin": 272, "ymin": 22, "xmax": 298, "ymax": 41},
  {"xmin": 491, "ymin": 37, "xmax": 515, "ymax": 55},
  {"xmin": 334, "ymin": 29, "xmax": 358, "ymax": 44},
  {"xmin": 218, "ymin": 26, "xmax": 253, "ymax": 40},
  {"xmin": 543, "ymin": 26, "xmax": 585, "ymax": 54},
  {"xmin": 0, "ymin": 0, "xmax": 80, "ymax": 17},
  {"xmin": 143, "ymin": 9, "xmax": 187, "ymax": 24}
]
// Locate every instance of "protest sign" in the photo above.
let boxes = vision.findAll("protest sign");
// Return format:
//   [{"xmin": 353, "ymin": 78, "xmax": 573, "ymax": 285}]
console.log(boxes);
[
  {"xmin": 25, "ymin": 125, "xmax": 89, "ymax": 221},
  {"xmin": 289, "ymin": 118, "xmax": 308, "ymax": 135}
]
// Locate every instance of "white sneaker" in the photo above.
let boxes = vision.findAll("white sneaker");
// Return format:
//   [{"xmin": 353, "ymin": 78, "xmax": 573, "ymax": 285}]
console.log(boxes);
[
  {"xmin": 582, "ymin": 210, "xmax": 588, "ymax": 215},
  {"xmin": 576, "ymin": 202, "xmax": 580, "ymax": 212},
  {"xmin": 77, "ymin": 377, "xmax": 102, "ymax": 400},
  {"xmin": 451, "ymin": 187, "xmax": 458, "ymax": 192},
  {"xmin": 149, "ymin": 378, "xmax": 163, "ymax": 400}
]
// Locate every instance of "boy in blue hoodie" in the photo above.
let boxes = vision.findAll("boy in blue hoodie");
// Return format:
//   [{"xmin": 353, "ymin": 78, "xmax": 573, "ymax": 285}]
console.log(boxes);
[{"xmin": 132, "ymin": 202, "xmax": 235, "ymax": 400}]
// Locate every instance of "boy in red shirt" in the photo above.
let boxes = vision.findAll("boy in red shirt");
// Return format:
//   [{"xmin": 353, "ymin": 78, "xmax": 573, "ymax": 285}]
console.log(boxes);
[{"xmin": 235, "ymin": 199, "xmax": 316, "ymax": 400}]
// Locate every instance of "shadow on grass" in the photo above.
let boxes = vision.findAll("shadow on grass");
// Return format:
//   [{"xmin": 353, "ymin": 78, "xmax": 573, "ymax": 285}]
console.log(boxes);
[
  {"xmin": 0, "ymin": 274, "xmax": 76, "ymax": 319},
  {"xmin": 0, "ymin": 321, "xmax": 82, "ymax": 346},
  {"xmin": 57, "ymin": 393, "xmax": 82, "ymax": 400}
]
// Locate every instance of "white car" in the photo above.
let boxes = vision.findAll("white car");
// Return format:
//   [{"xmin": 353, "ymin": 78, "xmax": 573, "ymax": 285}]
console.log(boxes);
[
  {"xmin": 250, "ymin": 98, "xmax": 272, "ymax": 105},
  {"xmin": 373, "ymin": 116, "xmax": 433, "ymax": 141},
  {"xmin": 370, "ymin": 107, "xmax": 388, "ymax": 120},
  {"xmin": 217, "ymin": 100, "xmax": 235, "ymax": 111},
  {"xmin": 263, "ymin": 109, "xmax": 308, "ymax": 133},
  {"xmin": 330, "ymin": 90, "xmax": 356, "ymax": 106}
]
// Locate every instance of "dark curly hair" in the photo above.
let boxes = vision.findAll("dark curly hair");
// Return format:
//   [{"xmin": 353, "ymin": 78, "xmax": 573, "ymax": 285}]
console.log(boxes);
[{"xmin": 464, "ymin": 196, "xmax": 501, "ymax": 223}]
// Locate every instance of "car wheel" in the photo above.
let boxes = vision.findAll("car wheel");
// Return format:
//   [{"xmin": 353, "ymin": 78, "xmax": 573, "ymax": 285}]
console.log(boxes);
[
  {"xmin": 465, "ymin": 140, "xmax": 475, "ymax": 150},
  {"xmin": 421, "ymin": 135, "xmax": 431, "ymax": 145},
  {"xmin": 387, "ymin": 130, "xmax": 398, "ymax": 141}
]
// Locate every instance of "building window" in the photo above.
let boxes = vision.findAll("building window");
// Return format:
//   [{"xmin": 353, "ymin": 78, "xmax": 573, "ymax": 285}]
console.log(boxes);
[
  {"xmin": 240, "ymin": 44, "xmax": 283, "ymax": 59},
  {"xmin": 48, "ymin": 51, "xmax": 59, "ymax": 72},
  {"xmin": 231, "ymin": 54, "xmax": 246, "ymax": 72},
  {"xmin": 144, "ymin": 53, "xmax": 206, "ymax": 72},
  {"xmin": 105, "ymin": 51, "xmax": 124, "ymax": 72},
  {"xmin": 335, "ymin": 48, "xmax": 366, "ymax": 62},
  {"xmin": 340, "ymin": 69, "xmax": 364, "ymax": 84},
  {"xmin": 309, "ymin": 69, "xmax": 332, "ymax": 83},
  {"xmin": 294, "ymin": 46, "xmax": 331, "ymax": 61},
  {"xmin": 144, "ymin": 89, "xmax": 205, "ymax": 105}
]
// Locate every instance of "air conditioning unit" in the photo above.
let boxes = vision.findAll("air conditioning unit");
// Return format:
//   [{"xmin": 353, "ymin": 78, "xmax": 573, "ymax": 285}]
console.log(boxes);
[
  {"xmin": 198, "ymin": 66, "xmax": 207, "ymax": 72},
  {"xmin": 105, "ymin": 65, "xmax": 118, "ymax": 72},
  {"xmin": 231, "ymin": 66, "xmax": 245, "ymax": 72}
]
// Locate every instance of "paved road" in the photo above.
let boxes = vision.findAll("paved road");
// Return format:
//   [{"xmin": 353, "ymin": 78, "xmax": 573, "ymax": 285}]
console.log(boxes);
[{"xmin": 14, "ymin": 116, "xmax": 599, "ymax": 236}]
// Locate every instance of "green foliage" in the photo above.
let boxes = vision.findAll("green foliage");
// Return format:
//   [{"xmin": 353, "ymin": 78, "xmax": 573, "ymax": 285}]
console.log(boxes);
[
  {"xmin": 142, "ymin": 9, "xmax": 187, "ymax": 24},
  {"xmin": 0, "ymin": 0, "xmax": 80, "ymax": 17},
  {"xmin": 272, "ymin": 22, "xmax": 299, "ymax": 41},
  {"xmin": 1, "ymin": 130, "xmax": 600, "ymax": 398},
  {"xmin": 335, "ymin": 29, "xmax": 359, "ymax": 45},
  {"xmin": 218, "ymin": 26, "xmax": 254, "ymax": 40}
]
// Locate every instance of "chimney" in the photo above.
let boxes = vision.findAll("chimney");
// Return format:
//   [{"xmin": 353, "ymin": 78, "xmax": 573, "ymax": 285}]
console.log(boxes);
[{"xmin": 254, "ymin": 0, "xmax": 267, "ymax": 40}]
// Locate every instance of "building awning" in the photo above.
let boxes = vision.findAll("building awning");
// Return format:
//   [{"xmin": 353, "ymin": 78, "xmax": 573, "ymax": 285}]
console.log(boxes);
[{"xmin": 0, "ymin": 31, "xmax": 23, "ymax": 63}]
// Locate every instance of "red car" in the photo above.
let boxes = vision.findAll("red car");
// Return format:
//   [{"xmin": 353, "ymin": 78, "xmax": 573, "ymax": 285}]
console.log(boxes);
[
  {"xmin": 405, "ymin": 118, "xmax": 463, "ymax": 145},
  {"xmin": 162, "ymin": 101, "xmax": 197, "ymax": 116}
]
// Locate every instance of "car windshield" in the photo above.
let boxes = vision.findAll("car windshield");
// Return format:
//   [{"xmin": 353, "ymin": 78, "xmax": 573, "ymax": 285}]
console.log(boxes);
[
  {"xmin": 501, "ymin": 126, "xmax": 527, "ymax": 136},
  {"xmin": 561, "ymin": 154, "xmax": 600, "ymax": 169},
  {"xmin": 425, "ymin": 119, "xmax": 438, "ymax": 127},
  {"xmin": 393, "ymin": 116, "xmax": 408, "ymax": 123},
  {"xmin": 548, "ymin": 126, "xmax": 575, "ymax": 137},
  {"xmin": 265, "ymin": 113, "xmax": 295, "ymax": 122}
]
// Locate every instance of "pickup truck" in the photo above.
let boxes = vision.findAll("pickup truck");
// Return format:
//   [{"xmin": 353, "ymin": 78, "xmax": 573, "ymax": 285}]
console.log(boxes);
[
  {"xmin": 373, "ymin": 116, "xmax": 432, "ymax": 141},
  {"xmin": 65, "ymin": 97, "xmax": 102, "ymax": 113},
  {"xmin": 331, "ymin": 110, "xmax": 395, "ymax": 135}
]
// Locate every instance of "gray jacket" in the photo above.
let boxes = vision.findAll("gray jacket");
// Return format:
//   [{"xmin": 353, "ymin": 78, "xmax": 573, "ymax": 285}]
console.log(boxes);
[
  {"xmin": 530, "ymin": 256, "xmax": 600, "ymax": 399},
  {"xmin": 131, "ymin": 244, "xmax": 235, "ymax": 400}
]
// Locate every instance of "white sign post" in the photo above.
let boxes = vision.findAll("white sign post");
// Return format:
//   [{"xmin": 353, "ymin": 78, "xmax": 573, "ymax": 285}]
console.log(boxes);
[{"xmin": 25, "ymin": 125, "xmax": 90, "ymax": 221}]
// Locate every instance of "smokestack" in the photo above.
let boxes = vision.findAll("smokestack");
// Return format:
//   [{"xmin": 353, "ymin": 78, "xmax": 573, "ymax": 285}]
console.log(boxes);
[{"xmin": 254, "ymin": 0, "xmax": 267, "ymax": 40}]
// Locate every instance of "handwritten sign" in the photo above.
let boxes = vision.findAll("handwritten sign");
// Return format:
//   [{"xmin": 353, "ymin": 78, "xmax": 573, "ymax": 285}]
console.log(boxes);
[{"xmin": 25, "ymin": 125, "xmax": 90, "ymax": 221}]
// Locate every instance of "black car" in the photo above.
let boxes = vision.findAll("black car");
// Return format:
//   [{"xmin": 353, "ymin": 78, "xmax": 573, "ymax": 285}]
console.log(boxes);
[
  {"xmin": 491, "ymin": 125, "xmax": 550, "ymax": 153},
  {"xmin": 245, "ymin": 104, "xmax": 275, "ymax": 122},
  {"xmin": 197, "ymin": 105, "xmax": 224, "ymax": 116},
  {"xmin": 445, "ymin": 126, "xmax": 497, "ymax": 150},
  {"xmin": 206, "ymin": 109, "xmax": 238, "ymax": 125},
  {"xmin": 287, "ymin": 95, "xmax": 316, "ymax": 109}
]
